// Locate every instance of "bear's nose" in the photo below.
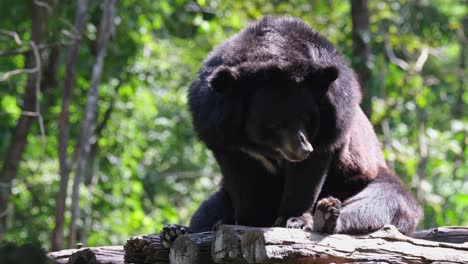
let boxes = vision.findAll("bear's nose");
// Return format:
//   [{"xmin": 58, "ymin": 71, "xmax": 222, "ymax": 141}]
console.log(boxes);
[
  {"xmin": 298, "ymin": 132, "xmax": 313, "ymax": 154},
  {"xmin": 280, "ymin": 130, "xmax": 314, "ymax": 162},
  {"xmin": 288, "ymin": 132, "xmax": 313, "ymax": 161}
]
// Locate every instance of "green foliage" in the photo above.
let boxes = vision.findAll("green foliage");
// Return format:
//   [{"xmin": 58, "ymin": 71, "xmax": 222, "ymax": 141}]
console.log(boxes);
[{"xmin": 0, "ymin": 0, "xmax": 466, "ymax": 249}]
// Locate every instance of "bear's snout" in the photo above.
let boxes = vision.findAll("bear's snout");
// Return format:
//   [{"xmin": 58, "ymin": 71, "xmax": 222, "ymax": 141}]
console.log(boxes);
[{"xmin": 279, "ymin": 131, "xmax": 313, "ymax": 162}]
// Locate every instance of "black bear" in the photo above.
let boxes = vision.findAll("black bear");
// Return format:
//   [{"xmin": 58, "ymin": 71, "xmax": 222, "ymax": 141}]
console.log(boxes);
[{"xmin": 161, "ymin": 16, "xmax": 422, "ymax": 247}]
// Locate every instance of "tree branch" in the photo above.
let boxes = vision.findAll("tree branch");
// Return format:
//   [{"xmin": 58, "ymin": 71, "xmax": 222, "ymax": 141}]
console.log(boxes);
[
  {"xmin": 414, "ymin": 47, "xmax": 429, "ymax": 72},
  {"xmin": 0, "ymin": 41, "xmax": 72, "ymax": 57},
  {"xmin": 383, "ymin": 35, "xmax": 409, "ymax": 71},
  {"xmin": 0, "ymin": 29, "xmax": 23, "ymax": 45},
  {"xmin": 29, "ymin": 40, "xmax": 47, "ymax": 182}
]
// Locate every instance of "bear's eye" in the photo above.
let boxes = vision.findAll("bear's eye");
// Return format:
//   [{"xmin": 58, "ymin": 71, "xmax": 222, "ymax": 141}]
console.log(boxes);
[
  {"xmin": 300, "ymin": 114, "xmax": 310, "ymax": 123},
  {"xmin": 265, "ymin": 122, "xmax": 282, "ymax": 130}
]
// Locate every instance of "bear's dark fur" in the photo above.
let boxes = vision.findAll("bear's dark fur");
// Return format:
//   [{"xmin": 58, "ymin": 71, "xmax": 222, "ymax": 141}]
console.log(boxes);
[{"xmin": 169, "ymin": 16, "xmax": 421, "ymax": 242}]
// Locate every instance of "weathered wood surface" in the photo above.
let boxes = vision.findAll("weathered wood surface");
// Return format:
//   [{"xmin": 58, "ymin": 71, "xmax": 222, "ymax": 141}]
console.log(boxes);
[
  {"xmin": 231, "ymin": 225, "xmax": 468, "ymax": 264},
  {"xmin": 211, "ymin": 225, "xmax": 246, "ymax": 263},
  {"xmin": 125, "ymin": 225, "xmax": 468, "ymax": 264},
  {"xmin": 48, "ymin": 246, "xmax": 123, "ymax": 264},
  {"xmin": 124, "ymin": 233, "xmax": 169, "ymax": 264},
  {"xmin": 124, "ymin": 232, "xmax": 214, "ymax": 264},
  {"xmin": 48, "ymin": 225, "xmax": 468, "ymax": 264},
  {"xmin": 48, "ymin": 248, "xmax": 79, "ymax": 264},
  {"xmin": 169, "ymin": 232, "xmax": 214, "ymax": 264},
  {"xmin": 412, "ymin": 226, "xmax": 468, "ymax": 244}
]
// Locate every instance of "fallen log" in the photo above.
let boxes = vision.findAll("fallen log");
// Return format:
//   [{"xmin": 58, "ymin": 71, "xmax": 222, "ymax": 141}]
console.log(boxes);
[
  {"xmin": 48, "ymin": 248, "xmax": 79, "ymax": 264},
  {"xmin": 123, "ymin": 232, "xmax": 214, "ymax": 264},
  {"xmin": 233, "ymin": 225, "xmax": 468, "ymax": 264},
  {"xmin": 48, "ymin": 246, "xmax": 124, "ymax": 264},
  {"xmin": 48, "ymin": 225, "xmax": 468, "ymax": 264},
  {"xmin": 412, "ymin": 226, "xmax": 468, "ymax": 244},
  {"xmin": 124, "ymin": 234, "xmax": 169, "ymax": 264},
  {"xmin": 211, "ymin": 225, "xmax": 245, "ymax": 263},
  {"xmin": 169, "ymin": 232, "xmax": 214, "ymax": 264},
  {"xmin": 124, "ymin": 225, "xmax": 468, "ymax": 264}
]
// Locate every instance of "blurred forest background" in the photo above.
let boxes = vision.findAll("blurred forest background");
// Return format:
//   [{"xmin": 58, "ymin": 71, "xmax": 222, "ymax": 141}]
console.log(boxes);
[{"xmin": 0, "ymin": 0, "xmax": 466, "ymax": 251}]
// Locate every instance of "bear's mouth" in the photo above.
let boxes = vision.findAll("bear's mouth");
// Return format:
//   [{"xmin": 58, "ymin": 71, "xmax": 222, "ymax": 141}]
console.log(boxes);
[{"xmin": 278, "ymin": 149, "xmax": 310, "ymax": 162}]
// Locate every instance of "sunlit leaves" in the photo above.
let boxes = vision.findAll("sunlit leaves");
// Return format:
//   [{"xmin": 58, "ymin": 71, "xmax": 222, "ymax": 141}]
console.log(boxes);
[{"xmin": 1, "ymin": 96, "xmax": 20, "ymax": 119}]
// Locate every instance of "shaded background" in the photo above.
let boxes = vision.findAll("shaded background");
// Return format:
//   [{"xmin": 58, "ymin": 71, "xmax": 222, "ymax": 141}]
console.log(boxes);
[{"xmin": 0, "ymin": 0, "xmax": 466, "ymax": 251}]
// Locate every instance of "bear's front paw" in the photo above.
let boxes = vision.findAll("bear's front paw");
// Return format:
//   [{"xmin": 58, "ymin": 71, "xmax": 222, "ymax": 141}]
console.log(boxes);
[
  {"xmin": 313, "ymin": 197, "xmax": 341, "ymax": 233},
  {"xmin": 286, "ymin": 213, "xmax": 314, "ymax": 231},
  {"xmin": 273, "ymin": 213, "xmax": 314, "ymax": 231},
  {"xmin": 273, "ymin": 217, "xmax": 286, "ymax": 227},
  {"xmin": 160, "ymin": 224, "xmax": 190, "ymax": 248}
]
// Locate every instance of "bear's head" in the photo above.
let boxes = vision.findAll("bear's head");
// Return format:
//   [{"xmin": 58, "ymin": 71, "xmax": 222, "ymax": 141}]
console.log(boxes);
[{"xmin": 208, "ymin": 62, "xmax": 338, "ymax": 162}]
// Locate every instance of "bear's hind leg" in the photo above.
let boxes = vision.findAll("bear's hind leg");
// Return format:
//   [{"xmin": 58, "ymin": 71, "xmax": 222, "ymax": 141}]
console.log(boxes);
[{"xmin": 333, "ymin": 179, "xmax": 422, "ymax": 236}]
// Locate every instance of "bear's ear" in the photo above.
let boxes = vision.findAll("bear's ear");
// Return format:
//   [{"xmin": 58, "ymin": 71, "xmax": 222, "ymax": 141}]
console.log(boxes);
[
  {"xmin": 316, "ymin": 65, "xmax": 339, "ymax": 86},
  {"xmin": 208, "ymin": 66, "xmax": 239, "ymax": 93},
  {"xmin": 305, "ymin": 65, "xmax": 339, "ymax": 94}
]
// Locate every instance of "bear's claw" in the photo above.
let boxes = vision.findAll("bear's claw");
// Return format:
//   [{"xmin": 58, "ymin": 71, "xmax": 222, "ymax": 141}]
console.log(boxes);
[
  {"xmin": 160, "ymin": 224, "xmax": 190, "ymax": 248},
  {"xmin": 286, "ymin": 213, "xmax": 314, "ymax": 231},
  {"xmin": 274, "ymin": 213, "xmax": 314, "ymax": 231}
]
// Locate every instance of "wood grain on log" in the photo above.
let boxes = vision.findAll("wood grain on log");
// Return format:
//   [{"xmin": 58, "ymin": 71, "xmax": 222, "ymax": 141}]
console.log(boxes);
[
  {"xmin": 412, "ymin": 226, "xmax": 468, "ymax": 244},
  {"xmin": 125, "ymin": 232, "xmax": 215, "ymax": 264},
  {"xmin": 212, "ymin": 225, "xmax": 246, "ymax": 263},
  {"xmin": 235, "ymin": 225, "xmax": 468, "ymax": 264},
  {"xmin": 169, "ymin": 233, "xmax": 214, "ymax": 264},
  {"xmin": 50, "ymin": 225, "xmax": 468, "ymax": 264},
  {"xmin": 47, "ymin": 246, "xmax": 123, "ymax": 264},
  {"xmin": 124, "ymin": 234, "xmax": 170, "ymax": 264},
  {"xmin": 48, "ymin": 248, "xmax": 80, "ymax": 264}
]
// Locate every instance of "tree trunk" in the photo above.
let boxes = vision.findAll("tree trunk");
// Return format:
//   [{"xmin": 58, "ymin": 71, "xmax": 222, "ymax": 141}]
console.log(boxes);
[
  {"xmin": 0, "ymin": 0, "xmax": 45, "ymax": 239},
  {"xmin": 52, "ymin": 0, "xmax": 89, "ymax": 251},
  {"xmin": 68, "ymin": 0, "xmax": 117, "ymax": 248},
  {"xmin": 453, "ymin": 0, "xmax": 467, "ymax": 179},
  {"xmin": 41, "ymin": 47, "xmax": 61, "ymax": 117},
  {"xmin": 350, "ymin": 0, "xmax": 372, "ymax": 116}
]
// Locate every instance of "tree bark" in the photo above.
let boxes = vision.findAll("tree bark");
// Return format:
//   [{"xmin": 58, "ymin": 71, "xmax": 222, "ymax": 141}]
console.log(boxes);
[
  {"xmin": 52, "ymin": 0, "xmax": 89, "ymax": 251},
  {"xmin": 124, "ymin": 232, "xmax": 214, "ymax": 264},
  {"xmin": 122, "ymin": 225, "xmax": 468, "ymax": 264},
  {"xmin": 169, "ymin": 235, "xmax": 215, "ymax": 264},
  {"xmin": 124, "ymin": 233, "xmax": 171, "ymax": 264},
  {"xmin": 211, "ymin": 225, "xmax": 245, "ymax": 263},
  {"xmin": 0, "ymin": 0, "xmax": 45, "ymax": 239},
  {"xmin": 350, "ymin": 0, "xmax": 372, "ymax": 117},
  {"xmin": 68, "ymin": 0, "xmax": 117, "ymax": 248},
  {"xmin": 48, "ymin": 246, "xmax": 124, "ymax": 264},
  {"xmin": 412, "ymin": 226, "xmax": 468, "ymax": 244},
  {"xmin": 48, "ymin": 226, "xmax": 468, "ymax": 264},
  {"xmin": 235, "ymin": 225, "xmax": 468, "ymax": 264}
]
